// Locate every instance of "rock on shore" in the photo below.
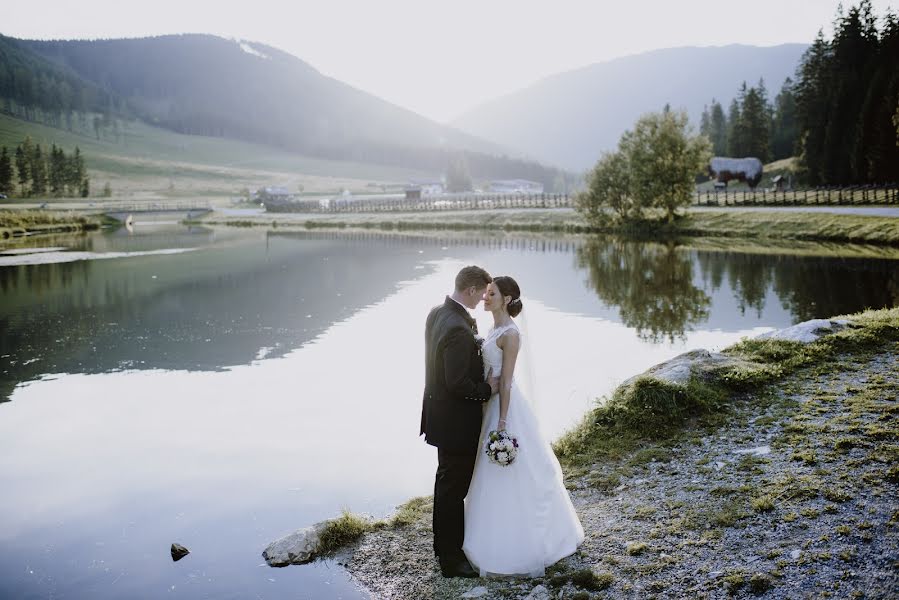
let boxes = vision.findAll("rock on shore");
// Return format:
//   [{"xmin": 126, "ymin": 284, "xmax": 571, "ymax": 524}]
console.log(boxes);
[{"xmin": 262, "ymin": 522, "xmax": 329, "ymax": 566}]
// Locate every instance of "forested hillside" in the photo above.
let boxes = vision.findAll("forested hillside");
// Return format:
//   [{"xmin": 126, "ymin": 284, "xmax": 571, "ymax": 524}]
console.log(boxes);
[{"xmin": 1, "ymin": 34, "xmax": 570, "ymax": 190}]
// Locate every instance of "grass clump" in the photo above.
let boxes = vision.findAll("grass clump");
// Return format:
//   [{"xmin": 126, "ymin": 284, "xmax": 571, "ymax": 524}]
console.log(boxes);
[
  {"xmin": 602, "ymin": 376, "xmax": 726, "ymax": 438},
  {"xmin": 724, "ymin": 571, "xmax": 746, "ymax": 594},
  {"xmin": 316, "ymin": 510, "xmax": 373, "ymax": 555},
  {"xmin": 835, "ymin": 437, "xmax": 859, "ymax": 452},
  {"xmin": 388, "ymin": 496, "xmax": 432, "ymax": 527},
  {"xmin": 823, "ymin": 487, "xmax": 853, "ymax": 503},
  {"xmin": 791, "ymin": 450, "xmax": 817, "ymax": 465},
  {"xmin": 570, "ymin": 568, "xmax": 614, "ymax": 591},
  {"xmin": 626, "ymin": 541, "xmax": 648, "ymax": 555},
  {"xmin": 751, "ymin": 495, "xmax": 776, "ymax": 512},
  {"xmin": 749, "ymin": 573, "xmax": 773, "ymax": 594}
]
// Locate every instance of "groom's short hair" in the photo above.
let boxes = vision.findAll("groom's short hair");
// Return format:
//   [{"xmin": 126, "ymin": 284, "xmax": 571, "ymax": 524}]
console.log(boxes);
[{"xmin": 455, "ymin": 266, "xmax": 492, "ymax": 291}]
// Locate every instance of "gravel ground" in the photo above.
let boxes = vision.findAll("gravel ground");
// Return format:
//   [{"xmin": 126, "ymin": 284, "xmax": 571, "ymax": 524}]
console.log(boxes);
[{"xmin": 342, "ymin": 347, "xmax": 899, "ymax": 599}]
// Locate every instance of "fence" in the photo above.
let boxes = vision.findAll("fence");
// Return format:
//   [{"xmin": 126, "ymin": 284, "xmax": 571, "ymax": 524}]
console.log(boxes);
[
  {"xmin": 264, "ymin": 193, "xmax": 574, "ymax": 214},
  {"xmin": 692, "ymin": 185, "xmax": 899, "ymax": 207},
  {"xmin": 265, "ymin": 185, "xmax": 899, "ymax": 214}
]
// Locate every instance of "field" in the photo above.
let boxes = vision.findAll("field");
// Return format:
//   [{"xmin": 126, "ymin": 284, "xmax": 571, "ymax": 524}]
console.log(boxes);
[{"xmin": 0, "ymin": 114, "xmax": 432, "ymax": 202}]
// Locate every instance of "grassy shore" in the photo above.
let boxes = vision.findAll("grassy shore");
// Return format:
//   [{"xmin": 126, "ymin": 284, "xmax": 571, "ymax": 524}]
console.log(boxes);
[
  {"xmin": 323, "ymin": 308, "xmax": 899, "ymax": 598},
  {"xmin": 202, "ymin": 208, "xmax": 899, "ymax": 247},
  {"xmin": 0, "ymin": 210, "xmax": 105, "ymax": 240}
]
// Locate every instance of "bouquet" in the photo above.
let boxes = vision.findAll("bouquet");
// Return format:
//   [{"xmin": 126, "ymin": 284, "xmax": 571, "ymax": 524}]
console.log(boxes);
[{"xmin": 485, "ymin": 429, "xmax": 519, "ymax": 467}]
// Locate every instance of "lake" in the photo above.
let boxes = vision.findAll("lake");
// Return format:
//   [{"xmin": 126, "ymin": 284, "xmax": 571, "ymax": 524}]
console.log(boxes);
[{"xmin": 1, "ymin": 224, "xmax": 897, "ymax": 599}]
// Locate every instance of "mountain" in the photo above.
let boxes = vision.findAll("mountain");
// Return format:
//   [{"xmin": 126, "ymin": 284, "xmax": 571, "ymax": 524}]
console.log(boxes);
[
  {"xmin": 452, "ymin": 44, "xmax": 808, "ymax": 171},
  {"xmin": 0, "ymin": 34, "xmax": 121, "ymax": 121},
  {"xmin": 3, "ymin": 34, "xmax": 565, "ymax": 187}
]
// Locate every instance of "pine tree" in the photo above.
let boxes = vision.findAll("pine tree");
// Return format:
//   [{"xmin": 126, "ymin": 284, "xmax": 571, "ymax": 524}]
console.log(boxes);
[
  {"xmin": 726, "ymin": 91, "xmax": 745, "ymax": 157},
  {"xmin": 15, "ymin": 139, "xmax": 31, "ymax": 195},
  {"xmin": 445, "ymin": 154, "xmax": 473, "ymax": 192},
  {"xmin": 742, "ymin": 81, "xmax": 772, "ymax": 163},
  {"xmin": 859, "ymin": 10, "xmax": 899, "ymax": 182},
  {"xmin": 0, "ymin": 147, "xmax": 13, "ymax": 195},
  {"xmin": 31, "ymin": 144, "xmax": 47, "ymax": 195},
  {"xmin": 771, "ymin": 78, "xmax": 799, "ymax": 160},
  {"xmin": 700, "ymin": 105, "xmax": 711, "ymax": 140},
  {"xmin": 794, "ymin": 31, "xmax": 833, "ymax": 185},
  {"xmin": 48, "ymin": 144, "xmax": 65, "ymax": 196},
  {"xmin": 709, "ymin": 101, "xmax": 728, "ymax": 156},
  {"xmin": 894, "ymin": 101, "xmax": 899, "ymax": 147}
]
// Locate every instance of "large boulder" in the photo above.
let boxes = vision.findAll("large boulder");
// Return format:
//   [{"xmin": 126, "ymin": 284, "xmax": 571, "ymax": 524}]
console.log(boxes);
[
  {"xmin": 621, "ymin": 349, "xmax": 755, "ymax": 388},
  {"xmin": 619, "ymin": 317, "xmax": 851, "ymax": 392},
  {"xmin": 755, "ymin": 319, "xmax": 850, "ymax": 343},
  {"xmin": 263, "ymin": 522, "xmax": 329, "ymax": 567}
]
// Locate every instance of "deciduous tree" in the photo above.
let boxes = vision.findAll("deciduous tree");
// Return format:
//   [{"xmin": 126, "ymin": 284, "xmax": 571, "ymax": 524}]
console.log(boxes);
[{"xmin": 621, "ymin": 110, "xmax": 711, "ymax": 223}]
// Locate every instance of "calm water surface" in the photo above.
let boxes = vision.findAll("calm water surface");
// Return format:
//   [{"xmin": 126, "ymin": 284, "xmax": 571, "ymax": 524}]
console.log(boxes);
[{"xmin": 1, "ymin": 224, "xmax": 897, "ymax": 599}]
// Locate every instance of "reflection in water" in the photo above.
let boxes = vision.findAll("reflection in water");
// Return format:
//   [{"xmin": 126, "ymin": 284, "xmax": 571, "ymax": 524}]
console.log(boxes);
[
  {"xmin": 695, "ymin": 251, "xmax": 899, "ymax": 322},
  {"xmin": 576, "ymin": 238, "xmax": 711, "ymax": 342},
  {"xmin": 575, "ymin": 236, "xmax": 899, "ymax": 342},
  {"xmin": 0, "ymin": 229, "xmax": 455, "ymax": 402}
]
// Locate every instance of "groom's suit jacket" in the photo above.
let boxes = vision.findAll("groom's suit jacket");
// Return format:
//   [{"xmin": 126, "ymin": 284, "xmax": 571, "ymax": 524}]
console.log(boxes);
[{"xmin": 421, "ymin": 296, "xmax": 493, "ymax": 453}]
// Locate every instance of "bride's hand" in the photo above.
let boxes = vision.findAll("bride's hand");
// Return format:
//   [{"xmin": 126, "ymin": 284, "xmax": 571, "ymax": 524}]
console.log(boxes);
[
  {"xmin": 497, "ymin": 418, "xmax": 507, "ymax": 431},
  {"xmin": 486, "ymin": 368, "xmax": 500, "ymax": 395}
]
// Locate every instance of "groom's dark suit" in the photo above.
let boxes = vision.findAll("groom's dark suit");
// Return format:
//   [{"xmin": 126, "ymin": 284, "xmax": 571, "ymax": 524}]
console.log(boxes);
[{"xmin": 421, "ymin": 296, "xmax": 492, "ymax": 563}]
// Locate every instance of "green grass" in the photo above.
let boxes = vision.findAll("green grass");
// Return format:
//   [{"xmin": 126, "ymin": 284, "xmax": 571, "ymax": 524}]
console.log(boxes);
[
  {"xmin": 205, "ymin": 206, "xmax": 899, "ymax": 247},
  {"xmin": 0, "ymin": 209, "xmax": 104, "ymax": 239},
  {"xmin": 0, "ymin": 113, "xmax": 431, "ymax": 200},
  {"xmin": 554, "ymin": 308, "xmax": 899, "ymax": 470},
  {"xmin": 626, "ymin": 541, "xmax": 648, "ymax": 555},
  {"xmin": 385, "ymin": 496, "xmax": 432, "ymax": 527},
  {"xmin": 316, "ymin": 510, "xmax": 372, "ymax": 555},
  {"xmin": 678, "ymin": 211, "xmax": 899, "ymax": 246}
]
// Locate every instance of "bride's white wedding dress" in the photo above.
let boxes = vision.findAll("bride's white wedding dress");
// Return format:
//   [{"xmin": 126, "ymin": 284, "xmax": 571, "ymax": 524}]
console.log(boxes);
[{"xmin": 463, "ymin": 322, "xmax": 584, "ymax": 577}]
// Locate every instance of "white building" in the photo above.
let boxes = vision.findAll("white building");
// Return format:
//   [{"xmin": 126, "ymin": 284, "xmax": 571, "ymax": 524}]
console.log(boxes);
[
  {"xmin": 406, "ymin": 179, "xmax": 445, "ymax": 196},
  {"xmin": 488, "ymin": 179, "xmax": 544, "ymax": 194}
]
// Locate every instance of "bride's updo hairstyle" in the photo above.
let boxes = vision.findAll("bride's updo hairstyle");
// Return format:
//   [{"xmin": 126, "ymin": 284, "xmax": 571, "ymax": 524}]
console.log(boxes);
[{"xmin": 493, "ymin": 276, "xmax": 523, "ymax": 318}]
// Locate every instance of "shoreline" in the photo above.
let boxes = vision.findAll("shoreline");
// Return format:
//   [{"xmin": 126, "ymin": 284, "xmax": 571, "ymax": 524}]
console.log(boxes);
[
  {"xmin": 2, "ymin": 205, "xmax": 897, "ymax": 247},
  {"xmin": 332, "ymin": 308, "xmax": 899, "ymax": 599},
  {"xmin": 197, "ymin": 208, "xmax": 899, "ymax": 247},
  {"xmin": 0, "ymin": 210, "xmax": 105, "ymax": 240}
]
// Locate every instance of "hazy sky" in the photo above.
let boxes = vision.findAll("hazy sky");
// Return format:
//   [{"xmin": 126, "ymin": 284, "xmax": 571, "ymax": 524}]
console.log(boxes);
[{"xmin": 4, "ymin": 0, "xmax": 895, "ymax": 122}]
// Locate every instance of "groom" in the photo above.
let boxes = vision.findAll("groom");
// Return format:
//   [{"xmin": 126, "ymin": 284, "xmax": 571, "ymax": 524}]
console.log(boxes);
[{"xmin": 421, "ymin": 265, "xmax": 498, "ymax": 578}]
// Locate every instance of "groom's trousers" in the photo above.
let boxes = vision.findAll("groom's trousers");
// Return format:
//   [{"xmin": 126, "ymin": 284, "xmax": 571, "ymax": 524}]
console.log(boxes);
[{"xmin": 433, "ymin": 447, "xmax": 477, "ymax": 559}]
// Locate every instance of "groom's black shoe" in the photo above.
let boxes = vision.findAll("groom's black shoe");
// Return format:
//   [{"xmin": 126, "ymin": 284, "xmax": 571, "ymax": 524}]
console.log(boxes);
[{"xmin": 439, "ymin": 556, "xmax": 478, "ymax": 578}]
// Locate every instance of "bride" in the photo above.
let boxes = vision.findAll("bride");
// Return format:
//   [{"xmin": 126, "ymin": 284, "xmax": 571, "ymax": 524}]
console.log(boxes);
[{"xmin": 463, "ymin": 276, "xmax": 584, "ymax": 577}]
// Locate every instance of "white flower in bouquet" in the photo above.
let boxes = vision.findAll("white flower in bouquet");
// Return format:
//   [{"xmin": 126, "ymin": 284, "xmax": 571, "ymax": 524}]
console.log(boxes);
[{"xmin": 485, "ymin": 429, "xmax": 519, "ymax": 467}]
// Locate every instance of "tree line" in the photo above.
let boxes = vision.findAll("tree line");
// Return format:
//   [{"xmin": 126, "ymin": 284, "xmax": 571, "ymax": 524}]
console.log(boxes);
[
  {"xmin": 699, "ymin": 1, "xmax": 899, "ymax": 185},
  {"xmin": 0, "ymin": 136, "xmax": 90, "ymax": 197},
  {"xmin": 793, "ymin": 1, "xmax": 899, "ymax": 185},
  {"xmin": 699, "ymin": 78, "xmax": 798, "ymax": 165},
  {"xmin": 0, "ymin": 35, "xmax": 126, "ymax": 133}
]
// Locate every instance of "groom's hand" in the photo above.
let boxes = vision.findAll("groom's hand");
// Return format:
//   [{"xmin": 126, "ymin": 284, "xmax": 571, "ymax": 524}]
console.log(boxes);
[{"xmin": 487, "ymin": 367, "xmax": 500, "ymax": 396}]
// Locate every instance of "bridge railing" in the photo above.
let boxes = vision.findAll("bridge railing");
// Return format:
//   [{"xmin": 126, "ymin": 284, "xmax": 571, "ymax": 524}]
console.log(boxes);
[{"xmin": 102, "ymin": 200, "xmax": 213, "ymax": 212}]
